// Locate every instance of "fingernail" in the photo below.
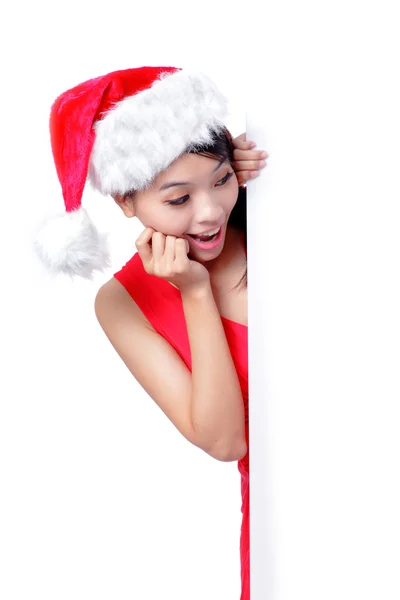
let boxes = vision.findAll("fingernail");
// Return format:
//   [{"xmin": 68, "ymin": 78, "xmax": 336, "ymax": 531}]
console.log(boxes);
[
  {"xmin": 260, "ymin": 160, "xmax": 266, "ymax": 167},
  {"xmin": 260, "ymin": 151, "xmax": 268, "ymax": 158}
]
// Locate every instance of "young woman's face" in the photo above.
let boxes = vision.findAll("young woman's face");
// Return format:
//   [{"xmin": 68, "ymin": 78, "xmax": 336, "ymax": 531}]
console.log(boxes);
[{"xmin": 117, "ymin": 153, "xmax": 239, "ymax": 263}]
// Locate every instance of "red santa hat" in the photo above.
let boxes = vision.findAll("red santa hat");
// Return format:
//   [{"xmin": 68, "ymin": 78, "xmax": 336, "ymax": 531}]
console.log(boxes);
[{"xmin": 34, "ymin": 66, "xmax": 229, "ymax": 278}]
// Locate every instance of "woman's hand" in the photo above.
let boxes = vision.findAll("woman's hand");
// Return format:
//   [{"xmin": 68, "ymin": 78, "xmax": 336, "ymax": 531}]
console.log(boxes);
[
  {"xmin": 232, "ymin": 132, "xmax": 268, "ymax": 186},
  {"xmin": 135, "ymin": 228, "xmax": 211, "ymax": 293}
]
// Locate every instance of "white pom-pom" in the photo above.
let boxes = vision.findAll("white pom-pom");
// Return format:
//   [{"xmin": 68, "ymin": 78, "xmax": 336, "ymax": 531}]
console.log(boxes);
[{"xmin": 33, "ymin": 207, "xmax": 111, "ymax": 279}]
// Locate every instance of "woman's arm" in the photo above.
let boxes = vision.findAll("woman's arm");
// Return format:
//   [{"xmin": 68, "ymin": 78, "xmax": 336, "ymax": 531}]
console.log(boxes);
[
  {"xmin": 180, "ymin": 283, "xmax": 246, "ymax": 460},
  {"xmin": 94, "ymin": 279, "xmax": 246, "ymax": 462}
]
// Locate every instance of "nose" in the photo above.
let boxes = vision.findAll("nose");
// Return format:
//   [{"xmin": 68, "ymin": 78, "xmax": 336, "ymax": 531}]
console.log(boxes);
[{"xmin": 193, "ymin": 194, "xmax": 224, "ymax": 226}]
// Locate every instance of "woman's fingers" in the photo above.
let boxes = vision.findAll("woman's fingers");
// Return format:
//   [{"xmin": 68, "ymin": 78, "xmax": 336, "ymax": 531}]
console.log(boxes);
[
  {"xmin": 136, "ymin": 228, "xmax": 191, "ymax": 274},
  {"xmin": 135, "ymin": 227, "xmax": 192, "ymax": 274},
  {"xmin": 232, "ymin": 132, "xmax": 255, "ymax": 149},
  {"xmin": 151, "ymin": 231, "xmax": 166, "ymax": 262},
  {"xmin": 236, "ymin": 171, "xmax": 260, "ymax": 186},
  {"xmin": 232, "ymin": 143, "xmax": 268, "ymax": 186},
  {"xmin": 233, "ymin": 159, "xmax": 266, "ymax": 171},
  {"xmin": 233, "ymin": 148, "xmax": 268, "ymax": 160},
  {"xmin": 174, "ymin": 238, "xmax": 190, "ymax": 268},
  {"xmin": 164, "ymin": 235, "xmax": 178, "ymax": 269},
  {"xmin": 135, "ymin": 227, "xmax": 154, "ymax": 266}
]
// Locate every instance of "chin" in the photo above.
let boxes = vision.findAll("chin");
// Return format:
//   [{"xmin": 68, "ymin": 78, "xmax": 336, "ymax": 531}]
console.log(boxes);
[{"xmin": 189, "ymin": 248, "xmax": 224, "ymax": 262}]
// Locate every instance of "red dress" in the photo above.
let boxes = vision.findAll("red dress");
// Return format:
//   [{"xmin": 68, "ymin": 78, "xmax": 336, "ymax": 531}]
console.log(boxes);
[{"xmin": 113, "ymin": 235, "xmax": 249, "ymax": 599}]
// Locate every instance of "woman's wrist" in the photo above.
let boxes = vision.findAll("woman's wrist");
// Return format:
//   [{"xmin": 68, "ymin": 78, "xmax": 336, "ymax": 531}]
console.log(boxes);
[{"xmin": 179, "ymin": 280, "xmax": 213, "ymax": 301}]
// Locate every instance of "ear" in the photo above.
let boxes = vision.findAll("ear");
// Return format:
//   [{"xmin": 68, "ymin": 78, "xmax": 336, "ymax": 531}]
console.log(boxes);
[{"xmin": 113, "ymin": 193, "xmax": 136, "ymax": 218}]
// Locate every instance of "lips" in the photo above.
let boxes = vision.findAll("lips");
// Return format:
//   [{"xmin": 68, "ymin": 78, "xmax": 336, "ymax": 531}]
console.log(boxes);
[{"xmin": 186, "ymin": 224, "xmax": 224, "ymax": 250}]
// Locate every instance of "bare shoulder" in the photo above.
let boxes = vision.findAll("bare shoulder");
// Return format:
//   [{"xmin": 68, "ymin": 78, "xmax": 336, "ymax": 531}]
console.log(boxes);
[{"xmin": 94, "ymin": 276, "xmax": 156, "ymax": 332}]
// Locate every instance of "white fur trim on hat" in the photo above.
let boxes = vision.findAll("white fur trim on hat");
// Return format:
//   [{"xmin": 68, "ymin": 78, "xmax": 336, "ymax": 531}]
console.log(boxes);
[
  {"xmin": 88, "ymin": 69, "xmax": 229, "ymax": 196},
  {"xmin": 34, "ymin": 207, "xmax": 110, "ymax": 279}
]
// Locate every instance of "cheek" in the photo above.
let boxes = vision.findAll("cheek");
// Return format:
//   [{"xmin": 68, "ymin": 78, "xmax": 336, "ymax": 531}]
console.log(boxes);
[{"xmin": 139, "ymin": 211, "xmax": 188, "ymax": 237}]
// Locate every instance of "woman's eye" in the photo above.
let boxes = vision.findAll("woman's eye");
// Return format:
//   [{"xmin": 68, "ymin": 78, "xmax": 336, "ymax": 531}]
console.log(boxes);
[
  {"xmin": 167, "ymin": 195, "xmax": 189, "ymax": 206},
  {"xmin": 216, "ymin": 171, "xmax": 234, "ymax": 186},
  {"xmin": 166, "ymin": 172, "xmax": 234, "ymax": 205}
]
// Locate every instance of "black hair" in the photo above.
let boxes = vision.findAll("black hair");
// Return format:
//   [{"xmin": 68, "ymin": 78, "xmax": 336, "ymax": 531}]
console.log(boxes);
[{"xmin": 186, "ymin": 127, "xmax": 247, "ymax": 291}]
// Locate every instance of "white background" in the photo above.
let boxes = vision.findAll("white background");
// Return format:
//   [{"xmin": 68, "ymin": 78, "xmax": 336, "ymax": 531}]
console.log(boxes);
[
  {"xmin": 0, "ymin": 3, "xmax": 246, "ymax": 600},
  {"xmin": 1, "ymin": 1, "xmax": 400, "ymax": 600},
  {"xmin": 247, "ymin": 2, "xmax": 400, "ymax": 599}
]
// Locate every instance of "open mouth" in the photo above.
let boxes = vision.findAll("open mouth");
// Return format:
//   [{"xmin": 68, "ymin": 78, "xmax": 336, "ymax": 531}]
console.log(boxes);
[
  {"xmin": 188, "ymin": 226, "xmax": 221, "ymax": 243},
  {"xmin": 187, "ymin": 226, "xmax": 223, "ymax": 249}
]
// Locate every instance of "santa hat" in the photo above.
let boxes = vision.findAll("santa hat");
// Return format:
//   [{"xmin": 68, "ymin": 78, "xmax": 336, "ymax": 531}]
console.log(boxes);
[{"xmin": 34, "ymin": 66, "xmax": 229, "ymax": 279}]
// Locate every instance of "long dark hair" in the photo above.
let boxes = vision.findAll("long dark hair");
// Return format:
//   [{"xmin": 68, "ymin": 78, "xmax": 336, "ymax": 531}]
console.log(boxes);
[{"xmin": 186, "ymin": 127, "xmax": 247, "ymax": 290}]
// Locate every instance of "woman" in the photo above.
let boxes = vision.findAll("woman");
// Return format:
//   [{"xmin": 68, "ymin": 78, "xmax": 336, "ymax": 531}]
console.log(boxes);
[{"xmin": 35, "ymin": 65, "xmax": 268, "ymax": 600}]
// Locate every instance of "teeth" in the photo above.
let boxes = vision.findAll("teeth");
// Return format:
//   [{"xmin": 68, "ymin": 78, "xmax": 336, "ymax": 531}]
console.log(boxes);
[{"xmin": 194, "ymin": 227, "xmax": 220, "ymax": 238}]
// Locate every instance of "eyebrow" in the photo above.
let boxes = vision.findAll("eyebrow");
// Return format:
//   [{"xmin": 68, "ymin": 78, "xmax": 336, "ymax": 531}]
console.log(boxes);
[{"xmin": 158, "ymin": 158, "xmax": 227, "ymax": 191}]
